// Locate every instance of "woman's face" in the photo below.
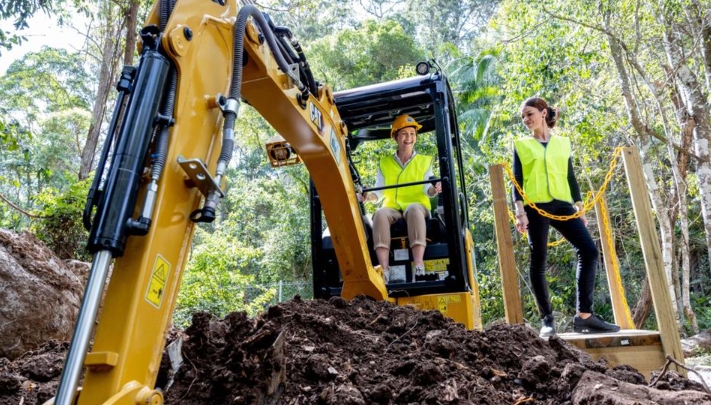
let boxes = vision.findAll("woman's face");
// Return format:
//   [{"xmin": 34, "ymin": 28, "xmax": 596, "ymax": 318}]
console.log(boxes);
[
  {"xmin": 395, "ymin": 127, "xmax": 417, "ymax": 151},
  {"xmin": 521, "ymin": 106, "xmax": 546, "ymax": 133}
]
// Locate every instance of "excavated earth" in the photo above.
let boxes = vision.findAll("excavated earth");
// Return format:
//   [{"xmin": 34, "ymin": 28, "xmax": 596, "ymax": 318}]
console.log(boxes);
[
  {"xmin": 1, "ymin": 229, "xmax": 710, "ymax": 404},
  {"xmin": 2, "ymin": 295, "xmax": 711, "ymax": 405}
]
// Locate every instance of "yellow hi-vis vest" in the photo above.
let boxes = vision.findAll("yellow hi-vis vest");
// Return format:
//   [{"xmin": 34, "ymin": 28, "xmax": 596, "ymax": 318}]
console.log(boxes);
[
  {"xmin": 514, "ymin": 135, "xmax": 573, "ymax": 204},
  {"xmin": 380, "ymin": 153, "xmax": 433, "ymax": 211}
]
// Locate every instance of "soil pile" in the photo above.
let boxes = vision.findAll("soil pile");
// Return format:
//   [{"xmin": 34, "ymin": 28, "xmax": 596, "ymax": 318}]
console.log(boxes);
[
  {"xmin": 0, "ymin": 229, "xmax": 88, "ymax": 360},
  {"xmin": 161, "ymin": 296, "xmax": 711, "ymax": 405},
  {"xmin": 1, "ymin": 296, "xmax": 710, "ymax": 405}
]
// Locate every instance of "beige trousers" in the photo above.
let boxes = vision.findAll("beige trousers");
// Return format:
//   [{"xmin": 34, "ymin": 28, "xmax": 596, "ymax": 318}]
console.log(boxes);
[{"xmin": 372, "ymin": 204, "xmax": 430, "ymax": 250}]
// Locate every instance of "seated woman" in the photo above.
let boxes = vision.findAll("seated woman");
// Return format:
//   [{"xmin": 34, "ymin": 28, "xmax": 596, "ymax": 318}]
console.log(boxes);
[{"xmin": 357, "ymin": 114, "xmax": 441, "ymax": 282}]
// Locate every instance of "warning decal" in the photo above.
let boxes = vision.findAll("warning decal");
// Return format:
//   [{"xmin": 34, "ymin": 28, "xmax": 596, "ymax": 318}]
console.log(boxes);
[
  {"xmin": 438, "ymin": 296, "xmax": 447, "ymax": 313},
  {"xmin": 146, "ymin": 255, "xmax": 170, "ymax": 308},
  {"xmin": 437, "ymin": 295, "xmax": 461, "ymax": 314}
]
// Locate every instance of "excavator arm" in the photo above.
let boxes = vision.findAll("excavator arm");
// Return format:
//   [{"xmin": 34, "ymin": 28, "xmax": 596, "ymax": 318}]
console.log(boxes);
[{"xmin": 49, "ymin": 1, "xmax": 385, "ymax": 404}]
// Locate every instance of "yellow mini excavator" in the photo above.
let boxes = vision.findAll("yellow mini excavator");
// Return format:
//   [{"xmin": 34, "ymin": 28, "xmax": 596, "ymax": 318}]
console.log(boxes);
[{"xmin": 47, "ymin": 1, "xmax": 481, "ymax": 404}]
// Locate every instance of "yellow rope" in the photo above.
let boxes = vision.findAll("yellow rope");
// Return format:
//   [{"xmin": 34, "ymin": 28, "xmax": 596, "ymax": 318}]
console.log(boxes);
[
  {"xmin": 599, "ymin": 197, "xmax": 618, "ymax": 270},
  {"xmin": 599, "ymin": 195, "xmax": 633, "ymax": 314},
  {"xmin": 504, "ymin": 146, "xmax": 623, "ymax": 247},
  {"xmin": 502, "ymin": 146, "xmax": 624, "ymax": 221}
]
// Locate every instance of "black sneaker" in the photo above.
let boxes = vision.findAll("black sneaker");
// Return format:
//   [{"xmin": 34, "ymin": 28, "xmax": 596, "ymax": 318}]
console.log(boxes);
[
  {"xmin": 573, "ymin": 314, "xmax": 620, "ymax": 334},
  {"xmin": 539, "ymin": 314, "xmax": 555, "ymax": 338}
]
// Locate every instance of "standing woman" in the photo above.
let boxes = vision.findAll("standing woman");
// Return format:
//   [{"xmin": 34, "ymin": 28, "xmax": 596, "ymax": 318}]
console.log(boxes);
[{"xmin": 513, "ymin": 96, "xmax": 619, "ymax": 337}]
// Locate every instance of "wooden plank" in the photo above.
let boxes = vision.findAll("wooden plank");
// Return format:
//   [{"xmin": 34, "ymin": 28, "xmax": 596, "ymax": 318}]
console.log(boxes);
[
  {"xmin": 621, "ymin": 146, "xmax": 686, "ymax": 375},
  {"xmin": 559, "ymin": 330, "xmax": 665, "ymax": 379},
  {"xmin": 594, "ymin": 194, "xmax": 635, "ymax": 329},
  {"xmin": 583, "ymin": 345, "xmax": 666, "ymax": 380},
  {"xmin": 559, "ymin": 329, "xmax": 661, "ymax": 349},
  {"xmin": 489, "ymin": 164, "xmax": 523, "ymax": 324}
]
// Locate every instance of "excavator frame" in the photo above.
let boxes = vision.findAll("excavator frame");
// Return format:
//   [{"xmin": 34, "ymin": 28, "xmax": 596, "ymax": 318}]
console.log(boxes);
[
  {"xmin": 46, "ymin": 1, "xmax": 479, "ymax": 404},
  {"xmin": 311, "ymin": 73, "xmax": 482, "ymax": 330}
]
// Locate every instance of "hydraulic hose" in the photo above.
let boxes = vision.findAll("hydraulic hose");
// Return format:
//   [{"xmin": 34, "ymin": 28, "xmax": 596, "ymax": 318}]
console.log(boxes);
[
  {"xmin": 192, "ymin": 4, "xmax": 309, "ymax": 222},
  {"xmin": 151, "ymin": 69, "xmax": 176, "ymax": 180},
  {"xmin": 160, "ymin": 0, "xmax": 175, "ymax": 31},
  {"xmin": 231, "ymin": 5, "xmax": 305, "ymax": 97},
  {"xmin": 289, "ymin": 37, "xmax": 318, "ymax": 96}
]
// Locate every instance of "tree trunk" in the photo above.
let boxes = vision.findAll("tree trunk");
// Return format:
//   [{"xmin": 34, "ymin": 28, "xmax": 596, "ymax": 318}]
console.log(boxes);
[
  {"xmin": 685, "ymin": 0, "xmax": 711, "ymax": 93},
  {"xmin": 667, "ymin": 72, "xmax": 699, "ymax": 333},
  {"xmin": 632, "ymin": 276, "xmax": 653, "ymax": 328},
  {"xmin": 662, "ymin": 22, "xmax": 711, "ymax": 281},
  {"xmin": 603, "ymin": 17, "xmax": 680, "ymax": 323},
  {"xmin": 78, "ymin": 2, "xmax": 123, "ymax": 180},
  {"xmin": 123, "ymin": 0, "xmax": 140, "ymax": 67}
]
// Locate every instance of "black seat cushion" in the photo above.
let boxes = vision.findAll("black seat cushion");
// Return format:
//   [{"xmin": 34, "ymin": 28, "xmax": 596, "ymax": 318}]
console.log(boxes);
[{"xmin": 389, "ymin": 217, "xmax": 444, "ymax": 245}]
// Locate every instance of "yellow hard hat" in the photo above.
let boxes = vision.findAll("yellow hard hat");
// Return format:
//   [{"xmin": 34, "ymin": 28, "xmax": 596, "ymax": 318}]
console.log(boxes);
[{"xmin": 390, "ymin": 114, "xmax": 422, "ymax": 138}]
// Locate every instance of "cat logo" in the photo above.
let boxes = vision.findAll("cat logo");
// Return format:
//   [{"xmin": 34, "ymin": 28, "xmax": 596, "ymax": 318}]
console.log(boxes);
[{"xmin": 310, "ymin": 102, "xmax": 324, "ymax": 135}]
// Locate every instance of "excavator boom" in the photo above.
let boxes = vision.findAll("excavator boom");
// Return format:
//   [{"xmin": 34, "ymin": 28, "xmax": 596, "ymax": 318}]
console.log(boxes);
[
  {"xmin": 50, "ymin": 1, "xmax": 385, "ymax": 404},
  {"xmin": 49, "ymin": 1, "xmax": 478, "ymax": 404}
]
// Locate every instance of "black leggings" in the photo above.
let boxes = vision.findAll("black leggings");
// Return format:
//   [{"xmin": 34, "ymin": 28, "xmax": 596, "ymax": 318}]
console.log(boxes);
[{"xmin": 525, "ymin": 200, "xmax": 599, "ymax": 317}]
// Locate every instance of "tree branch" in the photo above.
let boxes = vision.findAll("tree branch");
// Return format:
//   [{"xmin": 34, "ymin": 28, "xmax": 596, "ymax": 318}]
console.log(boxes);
[
  {"xmin": 0, "ymin": 192, "xmax": 39, "ymax": 218},
  {"xmin": 542, "ymin": 8, "xmax": 700, "ymax": 160}
]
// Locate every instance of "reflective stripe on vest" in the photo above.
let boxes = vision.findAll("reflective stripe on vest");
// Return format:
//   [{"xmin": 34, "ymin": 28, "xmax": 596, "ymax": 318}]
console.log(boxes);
[
  {"xmin": 380, "ymin": 154, "xmax": 433, "ymax": 211},
  {"xmin": 514, "ymin": 135, "xmax": 572, "ymax": 204}
]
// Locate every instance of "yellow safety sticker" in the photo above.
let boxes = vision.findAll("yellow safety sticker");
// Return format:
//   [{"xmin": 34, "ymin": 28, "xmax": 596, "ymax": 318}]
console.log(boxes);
[
  {"xmin": 146, "ymin": 255, "xmax": 170, "ymax": 308},
  {"xmin": 425, "ymin": 259, "xmax": 449, "ymax": 272},
  {"xmin": 437, "ymin": 295, "xmax": 462, "ymax": 314},
  {"xmin": 438, "ymin": 296, "xmax": 447, "ymax": 313}
]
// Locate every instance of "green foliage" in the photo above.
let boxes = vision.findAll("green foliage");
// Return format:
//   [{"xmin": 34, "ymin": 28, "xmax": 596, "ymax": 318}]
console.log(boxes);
[
  {"xmin": 307, "ymin": 19, "xmax": 425, "ymax": 90},
  {"xmin": 0, "ymin": 47, "xmax": 91, "ymax": 189},
  {"xmin": 222, "ymin": 168, "xmax": 312, "ymax": 282},
  {"xmin": 0, "ymin": 110, "xmax": 30, "ymax": 151},
  {"xmin": 174, "ymin": 228, "xmax": 274, "ymax": 328},
  {"xmin": 1, "ymin": 47, "xmax": 93, "ymax": 123},
  {"xmin": 691, "ymin": 279, "xmax": 711, "ymax": 331},
  {"xmin": 0, "ymin": 0, "xmax": 52, "ymax": 54},
  {"xmin": 30, "ymin": 178, "xmax": 91, "ymax": 260},
  {"xmin": 476, "ymin": 262, "xmax": 505, "ymax": 325},
  {"xmin": 263, "ymin": 0, "xmax": 359, "ymax": 42},
  {"xmin": 398, "ymin": 0, "xmax": 499, "ymax": 60}
]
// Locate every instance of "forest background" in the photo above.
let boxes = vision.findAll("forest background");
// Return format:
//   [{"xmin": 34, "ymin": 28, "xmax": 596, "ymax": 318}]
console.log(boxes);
[{"xmin": 1, "ymin": 0, "xmax": 710, "ymax": 337}]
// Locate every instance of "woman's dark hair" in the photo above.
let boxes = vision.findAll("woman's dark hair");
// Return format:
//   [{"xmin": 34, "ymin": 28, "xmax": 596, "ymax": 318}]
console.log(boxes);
[{"xmin": 521, "ymin": 96, "xmax": 559, "ymax": 128}]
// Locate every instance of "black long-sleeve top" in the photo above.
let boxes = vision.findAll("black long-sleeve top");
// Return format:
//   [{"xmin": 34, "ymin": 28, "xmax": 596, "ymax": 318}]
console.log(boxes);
[{"xmin": 512, "ymin": 142, "xmax": 582, "ymax": 203}]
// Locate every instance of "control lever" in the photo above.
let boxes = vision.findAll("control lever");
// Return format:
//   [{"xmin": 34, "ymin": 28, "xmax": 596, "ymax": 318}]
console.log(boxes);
[{"xmin": 428, "ymin": 176, "xmax": 446, "ymax": 225}]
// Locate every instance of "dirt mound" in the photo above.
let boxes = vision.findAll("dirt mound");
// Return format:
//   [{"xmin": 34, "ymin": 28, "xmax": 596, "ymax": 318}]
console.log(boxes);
[
  {"xmin": 163, "ymin": 296, "xmax": 709, "ymax": 405},
  {"xmin": 1, "ymin": 296, "xmax": 710, "ymax": 405},
  {"xmin": 0, "ymin": 229, "xmax": 88, "ymax": 360}
]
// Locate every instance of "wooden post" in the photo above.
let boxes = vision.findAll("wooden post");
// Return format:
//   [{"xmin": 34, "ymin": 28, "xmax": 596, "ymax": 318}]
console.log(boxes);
[
  {"xmin": 621, "ymin": 146, "xmax": 685, "ymax": 374},
  {"xmin": 489, "ymin": 164, "xmax": 524, "ymax": 324},
  {"xmin": 594, "ymin": 194, "xmax": 635, "ymax": 329}
]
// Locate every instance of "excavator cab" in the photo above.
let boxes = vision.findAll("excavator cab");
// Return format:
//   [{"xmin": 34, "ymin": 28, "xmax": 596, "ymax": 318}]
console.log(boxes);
[{"xmin": 312, "ymin": 66, "xmax": 481, "ymax": 328}]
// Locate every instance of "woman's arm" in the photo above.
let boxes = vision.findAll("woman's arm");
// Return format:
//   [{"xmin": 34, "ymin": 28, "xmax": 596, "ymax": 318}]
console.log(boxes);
[
  {"xmin": 567, "ymin": 157, "xmax": 582, "ymax": 206},
  {"xmin": 512, "ymin": 149, "xmax": 524, "ymax": 204},
  {"xmin": 363, "ymin": 167, "xmax": 384, "ymax": 202}
]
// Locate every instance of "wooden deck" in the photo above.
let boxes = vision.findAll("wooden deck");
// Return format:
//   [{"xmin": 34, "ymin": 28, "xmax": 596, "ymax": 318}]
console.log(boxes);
[{"xmin": 557, "ymin": 329, "xmax": 665, "ymax": 379}]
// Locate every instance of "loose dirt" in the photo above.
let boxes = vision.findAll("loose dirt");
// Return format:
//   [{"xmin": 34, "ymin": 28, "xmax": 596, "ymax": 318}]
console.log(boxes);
[{"xmin": 3, "ymin": 295, "xmax": 709, "ymax": 405}]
